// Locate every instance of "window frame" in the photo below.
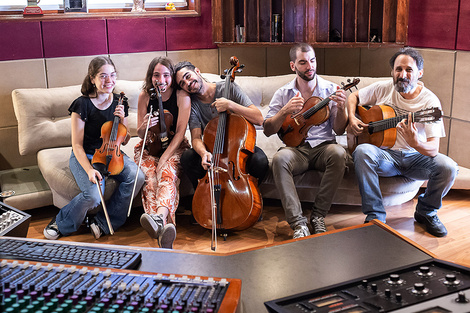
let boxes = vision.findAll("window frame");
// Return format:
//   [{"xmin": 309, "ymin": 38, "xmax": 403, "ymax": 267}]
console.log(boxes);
[{"xmin": 0, "ymin": 0, "xmax": 199, "ymax": 19}]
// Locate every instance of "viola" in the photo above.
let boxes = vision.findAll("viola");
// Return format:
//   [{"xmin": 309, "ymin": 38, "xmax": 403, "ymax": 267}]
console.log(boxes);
[
  {"xmin": 146, "ymin": 87, "xmax": 175, "ymax": 157},
  {"xmin": 277, "ymin": 78, "xmax": 360, "ymax": 147},
  {"xmin": 192, "ymin": 57, "xmax": 262, "ymax": 249},
  {"xmin": 92, "ymin": 92, "xmax": 129, "ymax": 176}
]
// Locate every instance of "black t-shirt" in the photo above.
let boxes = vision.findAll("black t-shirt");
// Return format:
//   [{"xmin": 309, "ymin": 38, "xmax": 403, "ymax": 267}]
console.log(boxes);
[
  {"xmin": 146, "ymin": 88, "xmax": 178, "ymax": 134},
  {"xmin": 68, "ymin": 94, "xmax": 129, "ymax": 155}
]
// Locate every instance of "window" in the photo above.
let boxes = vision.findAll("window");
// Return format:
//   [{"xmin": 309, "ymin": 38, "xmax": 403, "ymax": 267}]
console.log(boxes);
[{"xmin": 1, "ymin": 0, "xmax": 187, "ymax": 11}]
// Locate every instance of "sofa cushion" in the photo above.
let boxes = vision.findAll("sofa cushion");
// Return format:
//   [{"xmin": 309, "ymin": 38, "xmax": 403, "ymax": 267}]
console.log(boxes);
[
  {"xmin": 37, "ymin": 137, "xmax": 141, "ymax": 208},
  {"xmin": 12, "ymin": 80, "xmax": 142, "ymax": 157}
]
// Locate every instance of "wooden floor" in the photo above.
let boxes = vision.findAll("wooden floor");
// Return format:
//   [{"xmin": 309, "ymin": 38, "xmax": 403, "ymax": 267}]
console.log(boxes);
[{"xmin": 25, "ymin": 188, "xmax": 470, "ymax": 267}]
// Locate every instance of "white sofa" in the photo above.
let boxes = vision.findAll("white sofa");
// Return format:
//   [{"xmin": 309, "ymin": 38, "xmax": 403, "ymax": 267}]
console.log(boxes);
[{"xmin": 13, "ymin": 73, "xmax": 460, "ymax": 211}]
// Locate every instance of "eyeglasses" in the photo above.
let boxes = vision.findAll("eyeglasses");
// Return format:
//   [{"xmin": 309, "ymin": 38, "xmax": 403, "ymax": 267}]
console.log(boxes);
[{"xmin": 98, "ymin": 73, "xmax": 117, "ymax": 80}]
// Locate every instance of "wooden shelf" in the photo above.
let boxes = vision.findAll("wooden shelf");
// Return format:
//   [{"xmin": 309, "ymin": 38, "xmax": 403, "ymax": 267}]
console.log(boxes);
[{"xmin": 212, "ymin": 0, "xmax": 409, "ymax": 47}]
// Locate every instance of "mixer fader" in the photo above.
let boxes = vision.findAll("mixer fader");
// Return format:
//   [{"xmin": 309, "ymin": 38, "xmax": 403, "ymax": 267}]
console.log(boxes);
[
  {"xmin": 265, "ymin": 259, "xmax": 470, "ymax": 312},
  {"xmin": 0, "ymin": 259, "xmax": 241, "ymax": 313}
]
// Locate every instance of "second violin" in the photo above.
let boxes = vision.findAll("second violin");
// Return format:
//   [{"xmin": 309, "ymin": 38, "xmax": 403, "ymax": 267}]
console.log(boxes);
[{"xmin": 277, "ymin": 78, "xmax": 360, "ymax": 147}]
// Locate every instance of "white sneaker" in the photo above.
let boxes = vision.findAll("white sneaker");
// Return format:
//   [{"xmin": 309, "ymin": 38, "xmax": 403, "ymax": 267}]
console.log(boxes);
[
  {"xmin": 90, "ymin": 221, "xmax": 103, "ymax": 239},
  {"xmin": 293, "ymin": 225, "xmax": 310, "ymax": 239},
  {"xmin": 44, "ymin": 218, "xmax": 61, "ymax": 240}
]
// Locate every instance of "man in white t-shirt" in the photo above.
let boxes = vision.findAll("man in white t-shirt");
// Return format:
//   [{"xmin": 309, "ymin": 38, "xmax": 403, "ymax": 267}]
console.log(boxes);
[{"xmin": 347, "ymin": 48, "xmax": 458, "ymax": 237}]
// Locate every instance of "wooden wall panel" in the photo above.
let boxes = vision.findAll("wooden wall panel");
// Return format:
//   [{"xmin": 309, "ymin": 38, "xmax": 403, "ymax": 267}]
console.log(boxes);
[
  {"xmin": 166, "ymin": 0, "xmax": 216, "ymax": 50},
  {"xmin": 0, "ymin": 21, "xmax": 43, "ymax": 61},
  {"xmin": 457, "ymin": 0, "xmax": 470, "ymax": 51},
  {"xmin": 407, "ymin": 0, "xmax": 459, "ymax": 50},
  {"xmin": 42, "ymin": 20, "xmax": 108, "ymax": 58},
  {"xmin": 107, "ymin": 18, "xmax": 166, "ymax": 54}
]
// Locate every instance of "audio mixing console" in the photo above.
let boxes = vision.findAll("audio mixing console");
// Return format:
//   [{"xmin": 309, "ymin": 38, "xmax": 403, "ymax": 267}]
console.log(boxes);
[
  {"xmin": 0, "ymin": 259, "xmax": 241, "ymax": 313},
  {"xmin": 265, "ymin": 259, "xmax": 470, "ymax": 312}
]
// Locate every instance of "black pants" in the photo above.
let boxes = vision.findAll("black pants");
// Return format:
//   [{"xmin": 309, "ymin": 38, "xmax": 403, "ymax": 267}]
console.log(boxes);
[{"xmin": 181, "ymin": 146, "xmax": 269, "ymax": 190}]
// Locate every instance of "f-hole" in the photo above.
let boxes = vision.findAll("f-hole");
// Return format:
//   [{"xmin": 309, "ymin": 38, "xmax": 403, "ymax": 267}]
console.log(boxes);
[{"xmin": 229, "ymin": 161, "xmax": 240, "ymax": 180}]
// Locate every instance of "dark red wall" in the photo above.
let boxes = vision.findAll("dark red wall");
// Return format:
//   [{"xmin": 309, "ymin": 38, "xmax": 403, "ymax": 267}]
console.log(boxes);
[
  {"xmin": 0, "ymin": 0, "xmax": 215, "ymax": 61},
  {"xmin": 408, "ymin": 0, "xmax": 469, "ymax": 51}
]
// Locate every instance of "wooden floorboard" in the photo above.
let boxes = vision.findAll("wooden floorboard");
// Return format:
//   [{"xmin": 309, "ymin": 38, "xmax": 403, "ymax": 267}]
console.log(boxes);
[{"xmin": 24, "ymin": 188, "xmax": 470, "ymax": 267}]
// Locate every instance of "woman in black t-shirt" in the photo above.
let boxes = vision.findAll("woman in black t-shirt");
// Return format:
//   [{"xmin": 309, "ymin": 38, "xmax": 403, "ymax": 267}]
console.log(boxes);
[{"xmin": 43, "ymin": 56, "xmax": 144, "ymax": 240}]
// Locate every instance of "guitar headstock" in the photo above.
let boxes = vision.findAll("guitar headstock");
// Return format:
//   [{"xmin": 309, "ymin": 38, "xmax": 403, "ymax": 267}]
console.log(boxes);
[
  {"xmin": 341, "ymin": 78, "xmax": 360, "ymax": 92},
  {"xmin": 414, "ymin": 107, "xmax": 443, "ymax": 123}
]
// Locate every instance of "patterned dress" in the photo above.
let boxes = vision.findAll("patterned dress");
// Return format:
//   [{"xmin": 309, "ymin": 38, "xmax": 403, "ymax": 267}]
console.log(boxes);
[{"xmin": 134, "ymin": 89, "xmax": 189, "ymax": 224}]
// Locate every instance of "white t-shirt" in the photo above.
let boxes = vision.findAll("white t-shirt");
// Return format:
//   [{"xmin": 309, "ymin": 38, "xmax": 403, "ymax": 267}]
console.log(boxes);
[{"xmin": 358, "ymin": 80, "xmax": 445, "ymax": 151}]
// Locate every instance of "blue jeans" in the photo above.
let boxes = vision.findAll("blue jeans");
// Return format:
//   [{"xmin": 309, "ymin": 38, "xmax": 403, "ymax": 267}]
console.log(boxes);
[
  {"xmin": 56, "ymin": 151, "xmax": 145, "ymax": 236},
  {"xmin": 353, "ymin": 144, "xmax": 458, "ymax": 223}
]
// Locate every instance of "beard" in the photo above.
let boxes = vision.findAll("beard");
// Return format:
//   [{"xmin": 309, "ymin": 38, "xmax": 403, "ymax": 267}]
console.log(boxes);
[
  {"xmin": 394, "ymin": 77, "xmax": 416, "ymax": 93},
  {"xmin": 186, "ymin": 76, "xmax": 204, "ymax": 95},
  {"xmin": 295, "ymin": 66, "xmax": 316, "ymax": 82}
]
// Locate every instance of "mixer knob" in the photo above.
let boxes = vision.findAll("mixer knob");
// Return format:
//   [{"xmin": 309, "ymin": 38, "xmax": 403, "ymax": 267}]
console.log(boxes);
[
  {"xmin": 387, "ymin": 274, "xmax": 404, "ymax": 285},
  {"xmin": 456, "ymin": 291, "xmax": 469, "ymax": 303},
  {"xmin": 412, "ymin": 282, "xmax": 429, "ymax": 295},
  {"xmin": 361, "ymin": 279, "xmax": 368, "ymax": 288},
  {"xmin": 444, "ymin": 274, "xmax": 461, "ymax": 286},
  {"xmin": 385, "ymin": 289, "xmax": 391, "ymax": 298},
  {"xmin": 418, "ymin": 266, "xmax": 434, "ymax": 277},
  {"xmin": 371, "ymin": 283, "xmax": 378, "ymax": 293},
  {"xmin": 395, "ymin": 293, "xmax": 402, "ymax": 302}
]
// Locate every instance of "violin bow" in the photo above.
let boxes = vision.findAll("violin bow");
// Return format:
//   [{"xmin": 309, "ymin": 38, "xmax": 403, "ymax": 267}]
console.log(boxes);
[
  {"xmin": 95, "ymin": 180, "xmax": 114, "ymax": 235},
  {"xmin": 208, "ymin": 164, "xmax": 217, "ymax": 251},
  {"xmin": 127, "ymin": 89, "xmax": 157, "ymax": 217}
]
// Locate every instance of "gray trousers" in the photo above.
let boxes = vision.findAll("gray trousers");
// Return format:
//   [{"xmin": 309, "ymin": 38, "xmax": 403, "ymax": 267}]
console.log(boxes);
[{"xmin": 271, "ymin": 141, "xmax": 350, "ymax": 229}]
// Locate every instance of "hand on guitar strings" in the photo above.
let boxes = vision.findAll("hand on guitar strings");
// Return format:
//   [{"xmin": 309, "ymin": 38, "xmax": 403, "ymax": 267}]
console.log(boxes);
[{"xmin": 397, "ymin": 112, "xmax": 419, "ymax": 147}]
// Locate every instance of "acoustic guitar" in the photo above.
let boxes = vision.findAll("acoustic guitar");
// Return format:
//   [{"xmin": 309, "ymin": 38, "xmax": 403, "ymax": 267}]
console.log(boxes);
[{"xmin": 347, "ymin": 104, "xmax": 442, "ymax": 153}]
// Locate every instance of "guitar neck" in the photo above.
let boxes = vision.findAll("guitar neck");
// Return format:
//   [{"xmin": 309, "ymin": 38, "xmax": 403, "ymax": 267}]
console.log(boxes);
[{"xmin": 368, "ymin": 112, "xmax": 410, "ymax": 134}]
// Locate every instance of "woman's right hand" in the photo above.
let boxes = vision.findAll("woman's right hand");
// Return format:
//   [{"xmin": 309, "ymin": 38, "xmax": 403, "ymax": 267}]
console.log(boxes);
[
  {"xmin": 87, "ymin": 168, "xmax": 103, "ymax": 184},
  {"xmin": 141, "ymin": 113, "xmax": 159, "ymax": 129}
]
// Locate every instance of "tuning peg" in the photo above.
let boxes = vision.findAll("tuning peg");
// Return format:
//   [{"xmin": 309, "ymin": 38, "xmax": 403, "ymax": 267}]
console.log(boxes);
[{"xmin": 239, "ymin": 64, "xmax": 245, "ymax": 69}]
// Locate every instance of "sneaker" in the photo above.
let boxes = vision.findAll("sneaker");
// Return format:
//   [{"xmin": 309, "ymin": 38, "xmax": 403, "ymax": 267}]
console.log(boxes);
[
  {"xmin": 293, "ymin": 225, "xmax": 310, "ymax": 239},
  {"xmin": 90, "ymin": 220, "xmax": 103, "ymax": 239},
  {"xmin": 44, "ymin": 218, "xmax": 61, "ymax": 240},
  {"xmin": 158, "ymin": 223, "xmax": 176, "ymax": 249},
  {"xmin": 310, "ymin": 216, "xmax": 327, "ymax": 234},
  {"xmin": 140, "ymin": 213, "xmax": 164, "ymax": 239},
  {"xmin": 414, "ymin": 211, "xmax": 447, "ymax": 237}
]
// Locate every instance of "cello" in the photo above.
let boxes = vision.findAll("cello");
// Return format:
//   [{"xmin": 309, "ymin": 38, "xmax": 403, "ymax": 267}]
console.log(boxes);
[
  {"xmin": 192, "ymin": 57, "xmax": 262, "ymax": 250},
  {"xmin": 91, "ymin": 92, "xmax": 129, "ymax": 234}
]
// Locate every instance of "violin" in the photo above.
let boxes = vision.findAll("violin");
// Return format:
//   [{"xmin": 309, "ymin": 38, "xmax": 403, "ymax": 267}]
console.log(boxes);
[
  {"xmin": 146, "ymin": 87, "xmax": 174, "ymax": 157},
  {"xmin": 192, "ymin": 57, "xmax": 262, "ymax": 249},
  {"xmin": 277, "ymin": 78, "xmax": 360, "ymax": 147},
  {"xmin": 92, "ymin": 92, "xmax": 129, "ymax": 176}
]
